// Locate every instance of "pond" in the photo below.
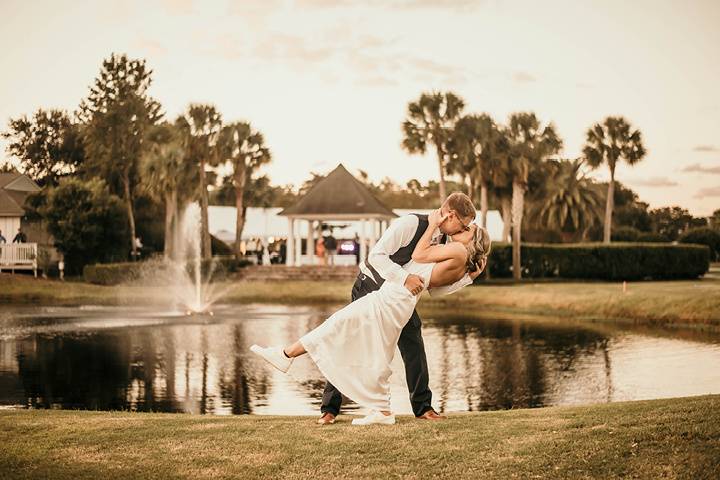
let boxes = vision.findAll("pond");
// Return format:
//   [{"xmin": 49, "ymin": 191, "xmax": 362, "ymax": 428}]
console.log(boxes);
[{"xmin": 1, "ymin": 304, "xmax": 719, "ymax": 415}]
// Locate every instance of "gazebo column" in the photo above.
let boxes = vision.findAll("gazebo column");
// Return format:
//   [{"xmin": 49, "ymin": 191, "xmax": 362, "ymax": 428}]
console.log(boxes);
[
  {"xmin": 369, "ymin": 218, "xmax": 377, "ymax": 251},
  {"xmin": 294, "ymin": 218, "xmax": 302, "ymax": 266},
  {"xmin": 307, "ymin": 220, "xmax": 315, "ymax": 265},
  {"xmin": 286, "ymin": 218, "xmax": 295, "ymax": 266},
  {"xmin": 360, "ymin": 218, "xmax": 367, "ymax": 264}
]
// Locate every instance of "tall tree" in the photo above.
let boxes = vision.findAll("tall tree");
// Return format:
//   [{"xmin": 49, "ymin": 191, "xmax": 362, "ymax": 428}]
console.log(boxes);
[
  {"xmin": 2, "ymin": 109, "xmax": 84, "ymax": 186},
  {"xmin": 141, "ymin": 120, "xmax": 195, "ymax": 259},
  {"xmin": 78, "ymin": 53, "xmax": 162, "ymax": 259},
  {"xmin": 529, "ymin": 159, "xmax": 603, "ymax": 240},
  {"xmin": 178, "ymin": 104, "xmax": 222, "ymax": 260},
  {"xmin": 506, "ymin": 113, "xmax": 562, "ymax": 279},
  {"xmin": 401, "ymin": 91, "xmax": 465, "ymax": 201},
  {"xmin": 582, "ymin": 116, "xmax": 646, "ymax": 243},
  {"xmin": 218, "ymin": 122, "xmax": 272, "ymax": 258},
  {"xmin": 449, "ymin": 113, "xmax": 502, "ymax": 228},
  {"xmin": 40, "ymin": 177, "xmax": 129, "ymax": 274}
]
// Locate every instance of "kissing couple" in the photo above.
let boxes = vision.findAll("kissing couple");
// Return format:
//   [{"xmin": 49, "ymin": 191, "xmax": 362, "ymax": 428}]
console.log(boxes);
[{"xmin": 251, "ymin": 192, "xmax": 491, "ymax": 425}]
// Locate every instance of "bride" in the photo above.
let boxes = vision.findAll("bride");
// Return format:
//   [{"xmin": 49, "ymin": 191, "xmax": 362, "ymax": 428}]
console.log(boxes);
[{"xmin": 250, "ymin": 208, "xmax": 491, "ymax": 425}]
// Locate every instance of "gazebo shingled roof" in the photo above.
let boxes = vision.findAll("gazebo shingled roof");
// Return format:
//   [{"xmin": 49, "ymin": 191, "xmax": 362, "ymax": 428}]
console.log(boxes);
[{"xmin": 279, "ymin": 164, "xmax": 397, "ymax": 219}]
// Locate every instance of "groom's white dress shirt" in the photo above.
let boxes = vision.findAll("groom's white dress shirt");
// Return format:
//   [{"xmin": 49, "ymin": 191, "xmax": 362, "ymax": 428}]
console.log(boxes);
[{"xmin": 359, "ymin": 214, "xmax": 473, "ymax": 296}]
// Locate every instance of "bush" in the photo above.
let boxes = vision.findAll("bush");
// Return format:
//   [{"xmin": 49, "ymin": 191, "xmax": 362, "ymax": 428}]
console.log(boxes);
[
  {"xmin": 679, "ymin": 227, "xmax": 720, "ymax": 261},
  {"xmin": 84, "ymin": 257, "xmax": 251, "ymax": 285},
  {"xmin": 636, "ymin": 232, "xmax": 670, "ymax": 243},
  {"xmin": 611, "ymin": 226, "xmax": 641, "ymax": 242},
  {"xmin": 484, "ymin": 242, "xmax": 709, "ymax": 281},
  {"xmin": 83, "ymin": 262, "xmax": 146, "ymax": 285},
  {"xmin": 211, "ymin": 235, "xmax": 234, "ymax": 256}
]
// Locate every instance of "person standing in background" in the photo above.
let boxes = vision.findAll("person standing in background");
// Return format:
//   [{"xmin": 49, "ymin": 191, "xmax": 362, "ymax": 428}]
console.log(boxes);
[
  {"xmin": 316, "ymin": 236, "xmax": 326, "ymax": 265},
  {"xmin": 324, "ymin": 232, "xmax": 337, "ymax": 266},
  {"xmin": 13, "ymin": 228, "xmax": 27, "ymax": 243}
]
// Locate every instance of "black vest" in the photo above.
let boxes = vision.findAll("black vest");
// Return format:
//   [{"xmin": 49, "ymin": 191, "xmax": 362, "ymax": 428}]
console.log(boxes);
[
  {"xmin": 389, "ymin": 214, "xmax": 429, "ymax": 266},
  {"xmin": 365, "ymin": 214, "xmax": 443, "ymax": 284}
]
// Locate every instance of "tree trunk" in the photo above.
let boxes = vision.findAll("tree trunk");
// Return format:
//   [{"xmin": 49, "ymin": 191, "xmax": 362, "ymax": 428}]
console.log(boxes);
[
  {"xmin": 603, "ymin": 169, "xmax": 615, "ymax": 244},
  {"xmin": 199, "ymin": 157, "xmax": 212, "ymax": 260},
  {"xmin": 501, "ymin": 197, "xmax": 512, "ymax": 242},
  {"xmin": 436, "ymin": 145, "xmax": 447, "ymax": 201},
  {"xmin": 511, "ymin": 180, "xmax": 525, "ymax": 281},
  {"xmin": 480, "ymin": 182, "xmax": 489, "ymax": 229},
  {"xmin": 122, "ymin": 167, "xmax": 138, "ymax": 260},
  {"xmin": 466, "ymin": 174, "xmax": 473, "ymax": 201},
  {"xmin": 233, "ymin": 161, "xmax": 247, "ymax": 259},
  {"xmin": 164, "ymin": 189, "xmax": 177, "ymax": 259}
]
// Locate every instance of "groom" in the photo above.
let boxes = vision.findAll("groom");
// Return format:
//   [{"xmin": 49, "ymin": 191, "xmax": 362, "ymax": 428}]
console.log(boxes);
[{"xmin": 318, "ymin": 192, "xmax": 480, "ymax": 424}]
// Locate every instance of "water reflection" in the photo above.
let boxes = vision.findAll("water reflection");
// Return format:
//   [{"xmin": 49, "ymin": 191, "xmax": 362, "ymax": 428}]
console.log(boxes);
[{"xmin": 0, "ymin": 305, "xmax": 719, "ymax": 415}]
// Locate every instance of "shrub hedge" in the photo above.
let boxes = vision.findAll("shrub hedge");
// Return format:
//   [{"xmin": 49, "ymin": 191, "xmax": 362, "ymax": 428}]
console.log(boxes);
[
  {"xmin": 679, "ymin": 227, "xmax": 720, "ymax": 261},
  {"xmin": 84, "ymin": 257, "xmax": 251, "ymax": 285},
  {"xmin": 485, "ymin": 242, "xmax": 710, "ymax": 281}
]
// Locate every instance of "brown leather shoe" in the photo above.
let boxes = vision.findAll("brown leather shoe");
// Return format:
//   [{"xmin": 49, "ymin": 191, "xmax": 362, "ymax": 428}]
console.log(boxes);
[
  {"xmin": 317, "ymin": 412, "xmax": 336, "ymax": 425},
  {"xmin": 417, "ymin": 409, "xmax": 447, "ymax": 421}
]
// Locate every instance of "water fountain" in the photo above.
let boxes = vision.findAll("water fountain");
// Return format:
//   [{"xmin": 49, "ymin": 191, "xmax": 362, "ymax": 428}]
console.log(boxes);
[{"xmin": 164, "ymin": 204, "xmax": 227, "ymax": 315}]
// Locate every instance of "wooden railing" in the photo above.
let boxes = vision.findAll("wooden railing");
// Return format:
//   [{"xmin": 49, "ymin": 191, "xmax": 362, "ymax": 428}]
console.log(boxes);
[{"xmin": 0, "ymin": 243, "xmax": 37, "ymax": 276}]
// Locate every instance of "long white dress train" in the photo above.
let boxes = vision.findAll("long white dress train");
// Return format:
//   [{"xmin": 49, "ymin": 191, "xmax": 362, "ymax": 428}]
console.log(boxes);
[{"xmin": 299, "ymin": 260, "xmax": 436, "ymax": 412}]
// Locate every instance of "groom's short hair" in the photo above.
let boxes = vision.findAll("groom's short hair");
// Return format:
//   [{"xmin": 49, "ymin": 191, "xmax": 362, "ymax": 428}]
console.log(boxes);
[{"xmin": 444, "ymin": 192, "xmax": 476, "ymax": 220}]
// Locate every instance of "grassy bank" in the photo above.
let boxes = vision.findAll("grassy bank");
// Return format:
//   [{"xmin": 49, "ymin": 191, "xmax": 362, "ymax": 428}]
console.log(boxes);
[
  {"xmin": 1, "ymin": 395, "xmax": 718, "ymax": 479},
  {"xmin": 2, "ymin": 273, "xmax": 719, "ymax": 330}
]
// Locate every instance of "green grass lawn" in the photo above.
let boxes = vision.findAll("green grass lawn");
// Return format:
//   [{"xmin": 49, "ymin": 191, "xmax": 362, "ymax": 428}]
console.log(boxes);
[
  {"xmin": 2, "ymin": 273, "xmax": 719, "ymax": 330},
  {"xmin": 1, "ymin": 395, "xmax": 718, "ymax": 479}
]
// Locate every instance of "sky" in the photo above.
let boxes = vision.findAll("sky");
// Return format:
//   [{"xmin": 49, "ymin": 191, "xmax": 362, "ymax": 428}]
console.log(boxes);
[{"xmin": 1, "ymin": 0, "xmax": 719, "ymax": 216}]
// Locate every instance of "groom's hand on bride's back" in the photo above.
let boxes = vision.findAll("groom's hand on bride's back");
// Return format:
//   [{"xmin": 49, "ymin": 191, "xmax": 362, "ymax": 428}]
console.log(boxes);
[{"xmin": 404, "ymin": 274, "xmax": 424, "ymax": 295}]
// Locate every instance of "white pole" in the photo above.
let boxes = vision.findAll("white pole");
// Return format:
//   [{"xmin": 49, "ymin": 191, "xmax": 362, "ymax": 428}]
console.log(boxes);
[
  {"xmin": 307, "ymin": 220, "xmax": 315, "ymax": 266},
  {"xmin": 369, "ymin": 219, "xmax": 377, "ymax": 251},
  {"xmin": 287, "ymin": 218, "xmax": 294, "ymax": 266},
  {"xmin": 360, "ymin": 218, "xmax": 367, "ymax": 264},
  {"xmin": 295, "ymin": 219, "xmax": 302, "ymax": 266}
]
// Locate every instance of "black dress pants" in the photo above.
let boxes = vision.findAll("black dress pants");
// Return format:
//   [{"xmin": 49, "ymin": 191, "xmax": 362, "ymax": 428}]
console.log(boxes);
[{"xmin": 319, "ymin": 273, "xmax": 433, "ymax": 417}]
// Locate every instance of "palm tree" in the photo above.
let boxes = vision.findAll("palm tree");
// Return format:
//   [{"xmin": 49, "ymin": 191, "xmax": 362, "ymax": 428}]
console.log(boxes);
[
  {"xmin": 530, "ymin": 159, "xmax": 604, "ymax": 240},
  {"xmin": 582, "ymin": 116, "xmax": 646, "ymax": 243},
  {"xmin": 178, "ymin": 104, "xmax": 223, "ymax": 260},
  {"xmin": 141, "ymin": 120, "xmax": 196, "ymax": 259},
  {"xmin": 506, "ymin": 113, "xmax": 563, "ymax": 279},
  {"xmin": 401, "ymin": 91, "xmax": 465, "ymax": 201},
  {"xmin": 449, "ymin": 113, "xmax": 503, "ymax": 228},
  {"xmin": 218, "ymin": 122, "xmax": 272, "ymax": 258}
]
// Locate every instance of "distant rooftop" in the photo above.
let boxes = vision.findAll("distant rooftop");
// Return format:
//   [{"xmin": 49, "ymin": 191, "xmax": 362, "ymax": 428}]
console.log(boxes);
[{"xmin": 279, "ymin": 164, "xmax": 396, "ymax": 218}]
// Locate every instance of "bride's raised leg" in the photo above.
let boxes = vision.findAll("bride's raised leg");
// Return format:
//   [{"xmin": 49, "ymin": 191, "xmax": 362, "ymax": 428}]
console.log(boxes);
[{"xmin": 283, "ymin": 340, "xmax": 307, "ymax": 358}]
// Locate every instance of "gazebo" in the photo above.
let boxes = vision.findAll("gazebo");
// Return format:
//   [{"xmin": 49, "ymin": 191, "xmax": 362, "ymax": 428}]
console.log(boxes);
[{"xmin": 279, "ymin": 164, "xmax": 397, "ymax": 266}]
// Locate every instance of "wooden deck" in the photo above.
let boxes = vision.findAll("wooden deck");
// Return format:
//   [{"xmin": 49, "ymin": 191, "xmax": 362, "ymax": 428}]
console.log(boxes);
[{"xmin": 0, "ymin": 243, "xmax": 37, "ymax": 277}]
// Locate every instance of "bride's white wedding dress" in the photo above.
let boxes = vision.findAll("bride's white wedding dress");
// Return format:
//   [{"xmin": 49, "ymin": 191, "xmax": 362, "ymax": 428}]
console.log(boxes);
[{"xmin": 299, "ymin": 259, "xmax": 436, "ymax": 412}]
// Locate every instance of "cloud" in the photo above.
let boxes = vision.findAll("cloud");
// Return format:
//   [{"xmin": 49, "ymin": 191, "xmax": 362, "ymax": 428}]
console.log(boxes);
[
  {"xmin": 355, "ymin": 75, "xmax": 400, "ymax": 87},
  {"xmin": 632, "ymin": 177, "xmax": 678, "ymax": 187},
  {"xmin": 295, "ymin": 0, "xmax": 483, "ymax": 11},
  {"xmin": 695, "ymin": 186, "xmax": 720, "ymax": 198},
  {"xmin": 693, "ymin": 145, "xmax": 719, "ymax": 152},
  {"xmin": 682, "ymin": 163, "xmax": 720, "ymax": 174},
  {"xmin": 513, "ymin": 71, "xmax": 537, "ymax": 83},
  {"xmin": 132, "ymin": 38, "xmax": 168, "ymax": 57},
  {"xmin": 159, "ymin": 0, "xmax": 193, "ymax": 15},
  {"xmin": 254, "ymin": 34, "xmax": 335, "ymax": 63}
]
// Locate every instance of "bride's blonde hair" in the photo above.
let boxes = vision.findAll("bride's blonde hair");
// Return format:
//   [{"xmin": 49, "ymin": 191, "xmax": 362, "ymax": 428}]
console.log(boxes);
[{"xmin": 465, "ymin": 225, "xmax": 492, "ymax": 273}]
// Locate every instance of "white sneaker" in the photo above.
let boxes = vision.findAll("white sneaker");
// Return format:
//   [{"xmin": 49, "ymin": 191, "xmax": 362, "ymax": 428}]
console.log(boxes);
[
  {"xmin": 250, "ymin": 345, "xmax": 293, "ymax": 373},
  {"xmin": 351, "ymin": 410, "xmax": 396, "ymax": 426}
]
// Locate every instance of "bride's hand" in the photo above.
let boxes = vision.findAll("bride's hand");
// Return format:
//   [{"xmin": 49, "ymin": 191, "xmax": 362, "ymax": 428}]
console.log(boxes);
[{"xmin": 429, "ymin": 208, "xmax": 447, "ymax": 226}]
